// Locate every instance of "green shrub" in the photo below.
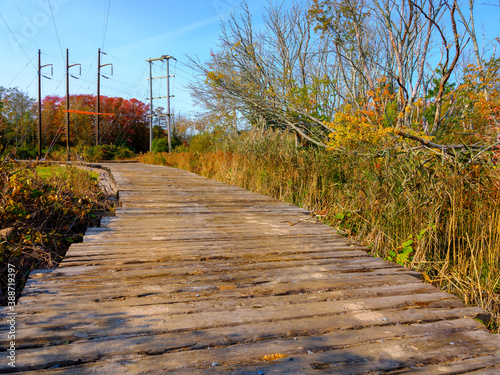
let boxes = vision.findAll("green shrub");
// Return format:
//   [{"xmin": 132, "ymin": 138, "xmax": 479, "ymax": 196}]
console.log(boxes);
[
  {"xmin": 83, "ymin": 144, "xmax": 135, "ymax": 162},
  {"xmin": 2, "ymin": 144, "xmax": 38, "ymax": 159},
  {"xmin": 152, "ymin": 138, "xmax": 170, "ymax": 153},
  {"xmin": 189, "ymin": 132, "xmax": 214, "ymax": 153},
  {"xmin": 152, "ymin": 136, "xmax": 184, "ymax": 153}
]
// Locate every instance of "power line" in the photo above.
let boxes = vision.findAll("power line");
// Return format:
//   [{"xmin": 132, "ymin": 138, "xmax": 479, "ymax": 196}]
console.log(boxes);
[
  {"xmin": 47, "ymin": 0, "xmax": 65, "ymax": 61},
  {"xmin": 6, "ymin": 46, "xmax": 196, "ymax": 151},
  {"xmin": 102, "ymin": 0, "xmax": 111, "ymax": 50},
  {"xmin": 174, "ymin": 72, "xmax": 195, "ymax": 81},
  {"xmin": 173, "ymin": 105, "xmax": 198, "ymax": 113},
  {"xmin": 37, "ymin": 53, "xmax": 150, "ymax": 100},
  {"xmin": 173, "ymin": 98, "xmax": 194, "ymax": 106},
  {"xmin": 95, "ymin": 62, "xmax": 150, "ymax": 146},
  {"xmin": 40, "ymin": 50, "xmax": 150, "ymax": 154},
  {"xmin": 0, "ymin": 12, "xmax": 37, "ymax": 70},
  {"xmin": 174, "ymin": 87, "xmax": 192, "ymax": 93},
  {"xmin": 13, "ymin": 0, "xmax": 40, "ymax": 51},
  {"xmin": 50, "ymin": 71, "xmax": 147, "ymax": 100},
  {"xmin": 158, "ymin": 61, "xmax": 164, "ymax": 102},
  {"xmin": 26, "ymin": 75, "xmax": 38, "ymax": 90},
  {"xmin": 105, "ymin": 53, "xmax": 144, "ymax": 69},
  {"xmin": 106, "ymin": 93, "xmax": 150, "ymax": 146},
  {"xmin": 8, "ymin": 57, "xmax": 35, "ymax": 87},
  {"xmin": 176, "ymin": 59, "xmax": 195, "ymax": 70},
  {"xmin": 175, "ymin": 65, "xmax": 197, "ymax": 77},
  {"xmin": 112, "ymin": 97, "xmax": 149, "ymax": 146},
  {"xmin": 172, "ymin": 60, "xmax": 177, "ymax": 96}
]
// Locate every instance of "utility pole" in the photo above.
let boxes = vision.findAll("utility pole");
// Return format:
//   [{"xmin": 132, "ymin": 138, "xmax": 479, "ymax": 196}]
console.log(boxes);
[
  {"xmin": 66, "ymin": 49, "xmax": 80, "ymax": 161},
  {"xmin": 96, "ymin": 48, "xmax": 113, "ymax": 145},
  {"xmin": 146, "ymin": 55, "xmax": 175, "ymax": 152},
  {"xmin": 165, "ymin": 55, "xmax": 176, "ymax": 153},
  {"xmin": 147, "ymin": 58, "xmax": 154, "ymax": 151},
  {"xmin": 37, "ymin": 49, "xmax": 52, "ymax": 159}
]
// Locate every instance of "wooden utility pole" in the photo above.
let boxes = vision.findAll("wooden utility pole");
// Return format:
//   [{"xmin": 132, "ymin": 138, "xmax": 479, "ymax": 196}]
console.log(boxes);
[
  {"xmin": 38, "ymin": 51, "xmax": 42, "ymax": 159},
  {"xmin": 146, "ymin": 55, "xmax": 175, "ymax": 152},
  {"xmin": 66, "ymin": 49, "xmax": 80, "ymax": 161},
  {"xmin": 97, "ymin": 49, "xmax": 101, "ymax": 146},
  {"xmin": 164, "ymin": 56, "xmax": 176, "ymax": 152},
  {"xmin": 37, "ymin": 50, "xmax": 52, "ymax": 159},
  {"xmin": 166, "ymin": 57, "xmax": 172, "ymax": 152},
  {"xmin": 96, "ymin": 48, "xmax": 113, "ymax": 145},
  {"xmin": 147, "ymin": 57, "xmax": 154, "ymax": 151},
  {"xmin": 65, "ymin": 49, "xmax": 70, "ymax": 161}
]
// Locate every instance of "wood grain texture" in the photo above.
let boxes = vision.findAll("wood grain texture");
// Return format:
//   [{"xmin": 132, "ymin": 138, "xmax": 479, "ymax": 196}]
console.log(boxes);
[{"xmin": 1, "ymin": 162, "xmax": 499, "ymax": 374}]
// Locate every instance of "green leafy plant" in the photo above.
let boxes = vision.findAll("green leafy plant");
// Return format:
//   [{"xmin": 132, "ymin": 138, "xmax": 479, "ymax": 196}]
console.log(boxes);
[{"xmin": 386, "ymin": 237, "xmax": 414, "ymax": 265}]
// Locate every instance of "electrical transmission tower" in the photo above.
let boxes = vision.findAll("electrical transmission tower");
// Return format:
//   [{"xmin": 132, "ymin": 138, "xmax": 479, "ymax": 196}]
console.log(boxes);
[{"xmin": 146, "ymin": 55, "xmax": 176, "ymax": 152}]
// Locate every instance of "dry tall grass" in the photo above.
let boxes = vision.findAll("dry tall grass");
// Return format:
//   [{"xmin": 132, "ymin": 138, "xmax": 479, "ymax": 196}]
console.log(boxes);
[{"xmin": 140, "ymin": 131, "xmax": 500, "ymax": 332}]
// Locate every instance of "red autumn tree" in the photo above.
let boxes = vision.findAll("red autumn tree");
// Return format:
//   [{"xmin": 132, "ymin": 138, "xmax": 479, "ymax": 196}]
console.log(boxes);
[{"xmin": 40, "ymin": 94, "xmax": 150, "ymax": 152}]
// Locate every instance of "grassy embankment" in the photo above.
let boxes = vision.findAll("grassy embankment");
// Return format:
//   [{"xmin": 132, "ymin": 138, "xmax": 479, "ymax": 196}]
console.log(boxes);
[
  {"xmin": 0, "ymin": 163, "xmax": 114, "ymax": 304},
  {"xmin": 140, "ymin": 131, "xmax": 500, "ymax": 333}
]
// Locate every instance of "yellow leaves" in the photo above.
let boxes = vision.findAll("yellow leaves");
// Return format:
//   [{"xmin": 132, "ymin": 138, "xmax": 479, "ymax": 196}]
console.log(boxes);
[
  {"xmin": 327, "ymin": 77, "xmax": 398, "ymax": 150},
  {"xmin": 205, "ymin": 71, "xmax": 225, "ymax": 86},
  {"xmin": 266, "ymin": 86, "xmax": 277, "ymax": 98},
  {"xmin": 414, "ymin": 98, "xmax": 424, "ymax": 107},
  {"xmin": 206, "ymin": 68, "xmax": 245, "ymax": 90},
  {"xmin": 261, "ymin": 353, "xmax": 288, "ymax": 361},
  {"xmin": 244, "ymin": 44, "xmax": 256, "ymax": 57},
  {"xmin": 231, "ymin": 40, "xmax": 242, "ymax": 50}
]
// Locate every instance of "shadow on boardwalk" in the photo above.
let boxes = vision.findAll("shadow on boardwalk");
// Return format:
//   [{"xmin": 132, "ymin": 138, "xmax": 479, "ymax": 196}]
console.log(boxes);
[{"xmin": 1, "ymin": 162, "xmax": 499, "ymax": 374}]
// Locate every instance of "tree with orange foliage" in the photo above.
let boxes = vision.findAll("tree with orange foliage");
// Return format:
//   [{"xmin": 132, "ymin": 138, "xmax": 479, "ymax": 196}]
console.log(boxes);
[{"xmin": 40, "ymin": 95, "xmax": 149, "ymax": 152}]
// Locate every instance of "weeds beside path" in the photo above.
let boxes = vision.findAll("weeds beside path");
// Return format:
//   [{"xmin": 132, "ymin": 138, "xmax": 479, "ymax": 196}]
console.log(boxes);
[
  {"xmin": 140, "ymin": 132, "xmax": 500, "ymax": 333},
  {"xmin": 0, "ymin": 162, "xmax": 114, "ymax": 305}
]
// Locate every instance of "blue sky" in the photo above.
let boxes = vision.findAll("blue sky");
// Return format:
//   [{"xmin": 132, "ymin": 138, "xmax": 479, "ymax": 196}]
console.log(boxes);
[
  {"xmin": 0, "ymin": 0, "xmax": 269, "ymax": 116},
  {"xmin": 0, "ymin": 0, "xmax": 499, "ymax": 118}
]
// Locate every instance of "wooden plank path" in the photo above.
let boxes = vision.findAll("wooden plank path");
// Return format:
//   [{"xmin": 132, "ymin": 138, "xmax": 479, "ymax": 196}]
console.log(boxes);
[{"xmin": 2, "ymin": 162, "xmax": 500, "ymax": 374}]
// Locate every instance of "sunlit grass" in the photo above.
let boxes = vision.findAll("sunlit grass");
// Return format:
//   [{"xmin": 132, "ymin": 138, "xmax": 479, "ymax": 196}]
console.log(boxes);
[
  {"xmin": 36, "ymin": 165, "xmax": 99, "ymax": 181},
  {"xmin": 34, "ymin": 165, "xmax": 100, "ymax": 196}
]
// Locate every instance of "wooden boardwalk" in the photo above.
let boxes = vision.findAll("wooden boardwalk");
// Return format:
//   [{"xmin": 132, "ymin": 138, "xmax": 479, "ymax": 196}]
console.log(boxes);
[{"xmin": 2, "ymin": 162, "xmax": 500, "ymax": 374}]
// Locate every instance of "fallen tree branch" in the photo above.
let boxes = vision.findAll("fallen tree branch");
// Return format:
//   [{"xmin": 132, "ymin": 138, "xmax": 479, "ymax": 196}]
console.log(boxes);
[{"xmin": 394, "ymin": 130, "xmax": 483, "ymax": 154}]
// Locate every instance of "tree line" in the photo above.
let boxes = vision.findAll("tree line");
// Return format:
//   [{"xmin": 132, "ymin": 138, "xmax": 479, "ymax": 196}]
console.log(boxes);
[
  {"xmin": 0, "ymin": 88, "xmax": 151, "ymax": 156},
  {"xmin": 0, "ymin": 85, "xmax": 220, "ymax": 158}
]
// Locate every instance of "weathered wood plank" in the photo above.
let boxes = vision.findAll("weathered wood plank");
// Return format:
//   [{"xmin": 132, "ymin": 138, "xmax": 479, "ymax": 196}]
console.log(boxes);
[
  {"xmin": 10, "ymin": 292, "xmax": 462, "ymax": 350},
  {"xmin": 16, "ymin": 279, "xmax": 436, "ymax": 313},
  {"xmin": 4, "ymin": 162, "xmax": 499, "ymax": 374},
  {"xmin": 7, "ymin": 320, "xmax": 498, "ymax": 374},
  {"xmin": 2, "ymin": 308, "xmax": 488, "ymax": 373}
]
